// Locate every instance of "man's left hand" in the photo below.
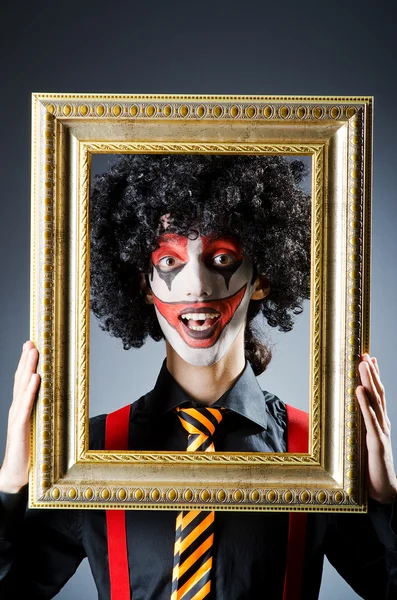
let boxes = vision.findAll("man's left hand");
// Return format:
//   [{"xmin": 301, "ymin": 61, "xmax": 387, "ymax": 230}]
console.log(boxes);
[{"xmin": 356, "ymin": 354, "xmax": 397, "ymax": 503}]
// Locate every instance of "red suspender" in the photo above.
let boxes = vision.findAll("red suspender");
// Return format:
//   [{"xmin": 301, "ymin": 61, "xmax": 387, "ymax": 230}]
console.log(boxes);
[
  {"xmin": 105, "ymin": 404, "xmax": 132, "ymax": 600},
  {"xmin": 283, "ymin": 404, "xmax": 309, "ymax": 600},
  {"xmin": 285, "ymin": 404, "xmax": 309, "ymax": 454},
  {"xmin": 105, "ymin": 404, "xmax": 131, "ymax": 451}
]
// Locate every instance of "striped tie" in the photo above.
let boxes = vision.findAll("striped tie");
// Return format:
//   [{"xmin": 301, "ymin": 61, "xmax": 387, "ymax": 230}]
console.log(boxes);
[{"xmin": 171, "ymin": 406, "xmax": 224, "ymax": 600}]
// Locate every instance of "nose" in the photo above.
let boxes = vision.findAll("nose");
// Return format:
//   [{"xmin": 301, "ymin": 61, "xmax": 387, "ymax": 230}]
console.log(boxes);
[{"xmin": 185, "ymin": 258, "xmax": 213, "ymax": 299}]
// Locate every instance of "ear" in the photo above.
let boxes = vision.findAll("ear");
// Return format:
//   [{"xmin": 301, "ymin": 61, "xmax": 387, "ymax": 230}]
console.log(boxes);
[
  {"xmin": 250, "ymin": 274, "xmax": 270, "ymax": 301},
  {"xmin": 140, "ymin": 273, "xmax": 154, "ymax": 305}
]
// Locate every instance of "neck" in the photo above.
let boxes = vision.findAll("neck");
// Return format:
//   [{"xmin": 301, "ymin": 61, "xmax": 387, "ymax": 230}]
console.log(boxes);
[{"xmin": 165, "ymin": 328, "xmax": 246, "ymax": 405}]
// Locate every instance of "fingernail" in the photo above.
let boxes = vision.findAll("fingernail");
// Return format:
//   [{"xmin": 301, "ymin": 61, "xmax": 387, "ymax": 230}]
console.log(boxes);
[{"xmin": 23, "ymin": 342, "xmax": 26, "ymax": 350}]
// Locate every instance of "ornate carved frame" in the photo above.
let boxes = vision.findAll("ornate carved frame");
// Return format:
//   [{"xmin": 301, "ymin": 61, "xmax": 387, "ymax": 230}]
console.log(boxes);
[{"xmin": 30, "ymin": 94, "xmax": 372, "ymax": 511}]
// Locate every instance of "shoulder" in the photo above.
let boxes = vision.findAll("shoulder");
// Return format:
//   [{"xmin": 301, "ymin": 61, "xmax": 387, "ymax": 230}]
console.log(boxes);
[
  {"xmin": 263, "ymin": 392, "xmax": 309, "ymax": 427},
  {"xmin": 89, "ymin": 413, "xmax": 107, "ymax": 450},
  {"xmin": 88, "ymin": 394, "xmax": 149, "ymax": 450},
  {"xmin": 261, "ymin": 392, "xmax": 309, "ymax": 452},
  {"xmin": 284, "ymin": 403, "xmax": 309, "ymax": 452},
  {"xmin": 284, "ymin": 403, "xmax": 309, "ymax": 427},
  {"xmin": 262, "ymin": 390, "xmax": 287, "ymax": 430}
]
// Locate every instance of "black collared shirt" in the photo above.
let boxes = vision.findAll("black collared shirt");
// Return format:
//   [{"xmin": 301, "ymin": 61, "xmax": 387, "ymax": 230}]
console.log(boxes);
[
  {"xmin": 92, "ymin": 360, "xmax": 288, "ymax": 454},
  {"xmin": 1, "ymin": 362, "xmax": 397, "ymax": 599}
]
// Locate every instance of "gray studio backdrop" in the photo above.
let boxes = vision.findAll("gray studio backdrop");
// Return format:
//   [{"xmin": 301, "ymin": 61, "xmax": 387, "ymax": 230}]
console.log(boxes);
[{"xmin": 1, "ymin": 2, "xmax": 396, "ymax": 599}]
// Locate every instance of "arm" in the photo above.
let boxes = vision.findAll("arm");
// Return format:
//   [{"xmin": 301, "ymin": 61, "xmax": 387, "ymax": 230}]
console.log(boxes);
[
  {"xmin": 0, "ymin": 341, "xmax": 40, "ymax": 494},
  {"xmin": 324, "ymin": 355, "xmax": 397, "ymax": 599},
  {"xmin": 0, "ymin": 342, "xmax": 86, "ymax": 597},
  {"xmin": 0, "ymin": 488, "xmax": 86, "ymax": 598},
  {"xmin": 323, "ymin": 502, "xmax": 397, "ymax": 600}
]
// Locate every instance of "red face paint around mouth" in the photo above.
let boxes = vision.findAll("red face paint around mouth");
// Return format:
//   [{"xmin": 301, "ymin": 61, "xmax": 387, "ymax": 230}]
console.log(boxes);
[{"xmin": 152, "ymin": 284, "xmax": 247, "ymax": 348}]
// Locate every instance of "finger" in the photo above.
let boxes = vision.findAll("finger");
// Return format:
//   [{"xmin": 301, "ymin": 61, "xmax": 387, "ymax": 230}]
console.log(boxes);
[
  {"xmin": 15, "ymin": 348, "xmax": 39, "ymax": 405},
  {"xmin": 362, "ymin": 354, "xmax": 387, "ymax": 414},
  {"xmin": 356, "ymin": 385, "xmax": 383, "ymax": 437},
  {"xmin": 362, "ymin": 354, "xmax": 383, "ymax": 395},
  {"xmin": 371, "ymin": 356, "xmax": 380, "ymax": 376},
  {"xmin": 17, "ymin": 373, "xmax": 41, "ymax": 422},
  {"xmin": 358, "ymin": 361, "xmax": 386, "ymax": 430},
  {"xmin": 14, "ymin": 341, "xmax": 33, "ymax": 387}
]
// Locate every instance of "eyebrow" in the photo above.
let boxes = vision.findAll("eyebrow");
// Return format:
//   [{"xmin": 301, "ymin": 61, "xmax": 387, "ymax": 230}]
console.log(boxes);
[
  {"xmin": 201, "ymin": 237, "xmax": 243, "ymax": 259},
  {"xmin": 151, "ymin": 235, "xmax": 189, "ymax": 265}
]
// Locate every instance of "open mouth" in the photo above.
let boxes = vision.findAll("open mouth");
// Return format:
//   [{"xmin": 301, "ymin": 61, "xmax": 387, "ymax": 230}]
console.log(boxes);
[
  {"xmin": 179, "ymin": 308, "xmax": 221, "ymax": 339},
  {"xmin": 152, "ymin": 284, "xmax": 247, "ymax": 348}
]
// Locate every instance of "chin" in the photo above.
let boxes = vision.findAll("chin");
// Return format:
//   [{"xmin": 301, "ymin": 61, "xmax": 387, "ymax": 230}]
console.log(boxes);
[
  {"xmin": 164, "ymin": 322, "xmax": 244, "ymax": 368},
  {"xmin": 176, "ymin": 346, "xmax": 224, "ymax": 368}
]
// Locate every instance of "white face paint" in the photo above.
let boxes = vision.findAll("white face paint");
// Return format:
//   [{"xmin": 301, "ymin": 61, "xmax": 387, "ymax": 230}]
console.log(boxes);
[{"xmin": 148, "ymin": 232, "xmax": 256, "ymax": 366}]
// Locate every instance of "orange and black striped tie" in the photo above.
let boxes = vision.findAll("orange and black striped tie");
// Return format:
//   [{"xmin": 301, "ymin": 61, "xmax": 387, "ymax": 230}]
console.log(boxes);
[{"xmin": 171, "ymin": 405, "xmax": 224, "ymax": 600}]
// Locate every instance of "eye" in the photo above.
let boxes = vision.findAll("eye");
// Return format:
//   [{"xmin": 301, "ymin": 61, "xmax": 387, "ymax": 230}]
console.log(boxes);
[
  {"xmin": 157, "ymin": 256, "xmax": 183, "ymax": 271},
  {"xmin": 212, "ymin": 254, "xmax": 236, "ymax": 267}
]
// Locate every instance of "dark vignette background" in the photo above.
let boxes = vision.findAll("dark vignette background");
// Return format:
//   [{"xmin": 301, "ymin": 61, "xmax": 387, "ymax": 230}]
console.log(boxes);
[{"xmin": 1, "ymin": 2, "xmax": 396, "ymax": 598}]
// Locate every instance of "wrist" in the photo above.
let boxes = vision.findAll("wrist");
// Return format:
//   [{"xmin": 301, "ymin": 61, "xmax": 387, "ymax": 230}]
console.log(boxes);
[
  {"xmin": 370, "ymin": 484, "xmax": 397, "ymax": 505},
  {"xmin": 0, "ymin": 468, "xmax": 28, "ymax": 494}
]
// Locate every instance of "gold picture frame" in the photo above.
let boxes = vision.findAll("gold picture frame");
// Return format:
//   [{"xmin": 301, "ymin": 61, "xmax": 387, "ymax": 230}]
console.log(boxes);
[{"xmin": 30, "ymin": 93, "xmax": 372, "ymax": 511}]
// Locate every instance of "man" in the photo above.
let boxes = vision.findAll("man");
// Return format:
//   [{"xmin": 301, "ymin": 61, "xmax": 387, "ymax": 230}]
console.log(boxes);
[{"xmin": 0, "ymin": 154, "xmax": 396, "ymax": 599}]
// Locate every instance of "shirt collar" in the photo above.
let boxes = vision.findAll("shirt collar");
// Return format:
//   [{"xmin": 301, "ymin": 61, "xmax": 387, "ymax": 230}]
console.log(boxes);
[{"xmin": 145, "ymin": 360, "xmax": 268, "ymax": 430}]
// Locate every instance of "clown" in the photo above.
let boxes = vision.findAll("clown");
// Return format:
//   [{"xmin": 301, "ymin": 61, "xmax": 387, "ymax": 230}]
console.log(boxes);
[{"xmin": 1, "ymin": 154, "xmax": 396, "ymax": 600}]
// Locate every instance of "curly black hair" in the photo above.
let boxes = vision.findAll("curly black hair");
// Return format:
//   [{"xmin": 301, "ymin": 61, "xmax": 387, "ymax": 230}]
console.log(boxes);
[{"xmin": 90, "ymin": 154, "xmax": 311, "ymax": 375}]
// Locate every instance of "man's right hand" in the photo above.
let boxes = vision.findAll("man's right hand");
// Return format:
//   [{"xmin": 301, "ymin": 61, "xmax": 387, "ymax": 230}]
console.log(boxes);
[{"xmin": 0, "ymin": 341, "xmax": 40, "ymax": 494}]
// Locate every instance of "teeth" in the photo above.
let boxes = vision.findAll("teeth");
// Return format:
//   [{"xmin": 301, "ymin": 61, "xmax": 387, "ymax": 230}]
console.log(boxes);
[
  {"xmin": 181, "ymin": 312, "xmax": 220, "ymax": 321},
  {"xmin": 188, "ymin": 323, "xmax": 213, "ymax": 331}
]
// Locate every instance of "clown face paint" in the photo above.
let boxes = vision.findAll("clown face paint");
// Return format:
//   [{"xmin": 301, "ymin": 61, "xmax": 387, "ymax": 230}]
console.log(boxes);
[{"xmin": 149, "ymin": 233, "xmax": 256, "ymax": 366}]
